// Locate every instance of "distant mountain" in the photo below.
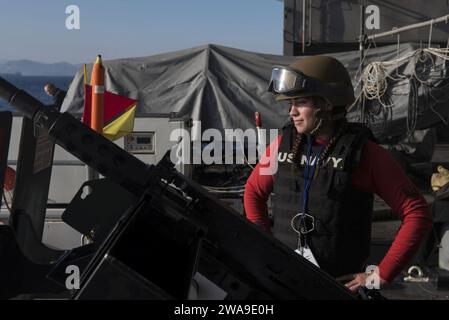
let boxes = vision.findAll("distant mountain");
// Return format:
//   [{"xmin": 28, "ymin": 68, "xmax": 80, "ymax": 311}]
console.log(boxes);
[{"xmin": 0, "ymin": 59, "xmax": 80, "ymax": 76}]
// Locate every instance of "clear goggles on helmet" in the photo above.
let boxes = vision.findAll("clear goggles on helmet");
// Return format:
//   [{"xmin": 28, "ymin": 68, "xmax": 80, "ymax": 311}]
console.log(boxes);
[{"xmin": 268, "ymin": 66, "xmax": 317, "ymax": 94}]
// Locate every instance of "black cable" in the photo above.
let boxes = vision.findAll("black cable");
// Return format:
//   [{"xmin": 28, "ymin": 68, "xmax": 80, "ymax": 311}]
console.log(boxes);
[{"xmin": 407, "ymin": 77, "xmax": 419, "ymax": 139}]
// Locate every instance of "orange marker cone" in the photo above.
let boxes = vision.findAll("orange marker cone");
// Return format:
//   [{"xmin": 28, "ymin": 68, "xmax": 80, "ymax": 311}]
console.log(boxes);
[{"xmin": 91, "ymin": 55, "xmax": 104, "ymax": 133}]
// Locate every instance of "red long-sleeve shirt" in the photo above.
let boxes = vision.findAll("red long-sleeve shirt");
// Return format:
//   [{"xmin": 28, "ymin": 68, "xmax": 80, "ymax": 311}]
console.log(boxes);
[{"xmin": 244, "ymin": 135, "xmax": 433, "ymax": 283}]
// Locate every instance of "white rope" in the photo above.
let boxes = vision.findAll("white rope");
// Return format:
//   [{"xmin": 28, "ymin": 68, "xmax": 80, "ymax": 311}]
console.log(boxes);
[
  {"xmin": 356, "ymin": 45, "xmax": 449, "ymax": 135},
  {"xmin": 360, "ymin": 47, "xmax": 449, "ymax": 102}
]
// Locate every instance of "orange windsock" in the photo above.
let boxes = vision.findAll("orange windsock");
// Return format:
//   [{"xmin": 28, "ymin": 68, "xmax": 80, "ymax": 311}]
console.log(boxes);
[{"xmin": 91, "ymin": 55, "xmax": 105, "ymax": 133}]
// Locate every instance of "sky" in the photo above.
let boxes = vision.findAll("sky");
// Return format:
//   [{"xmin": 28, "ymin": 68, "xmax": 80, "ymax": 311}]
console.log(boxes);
[{"xmin": 0, "ymin": 0, "xmax": 284, "ymax": 64}]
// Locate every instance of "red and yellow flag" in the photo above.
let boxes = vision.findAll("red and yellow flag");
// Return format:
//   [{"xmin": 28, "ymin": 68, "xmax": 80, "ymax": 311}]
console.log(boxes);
[
  {"xmin": 82, "ymin": 57, "xmax": 137, "ymax": 141},
  {"xmin": 82, "ymin": 84, "xmax": 137, "ymax": 141}
]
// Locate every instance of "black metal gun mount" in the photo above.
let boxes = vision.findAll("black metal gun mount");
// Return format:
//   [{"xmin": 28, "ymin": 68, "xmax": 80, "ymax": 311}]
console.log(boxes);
[{"xmin": 0, "ymin": 76, "xmax": 356, "ymax": 300}]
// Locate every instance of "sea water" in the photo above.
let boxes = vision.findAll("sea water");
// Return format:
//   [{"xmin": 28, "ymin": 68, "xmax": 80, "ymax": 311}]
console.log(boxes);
[{"xmin": 0, "ymin": 74, "xmax": 72, "ymax": 111}]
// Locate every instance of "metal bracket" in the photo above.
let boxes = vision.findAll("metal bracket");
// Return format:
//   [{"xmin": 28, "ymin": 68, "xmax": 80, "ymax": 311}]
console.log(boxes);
[{"xmin": 62, "ymin": 178, "xmax": 138, "ymax": 246}]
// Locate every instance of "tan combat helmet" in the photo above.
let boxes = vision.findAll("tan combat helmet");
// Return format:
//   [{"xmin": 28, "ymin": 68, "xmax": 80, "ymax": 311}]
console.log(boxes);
[{"xmin": 268, "ymin": 55, "xmax": 355, "ymax": 107}]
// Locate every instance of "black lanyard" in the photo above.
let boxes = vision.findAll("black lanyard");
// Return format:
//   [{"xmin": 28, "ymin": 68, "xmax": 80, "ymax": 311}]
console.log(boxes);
[
  {"xmin": 302, "ymin": 135, "xmax": 324, "ymax": 215},
  {"xmin": 291, "ymin": 136, "xmax": 325, "ymax": 245}
]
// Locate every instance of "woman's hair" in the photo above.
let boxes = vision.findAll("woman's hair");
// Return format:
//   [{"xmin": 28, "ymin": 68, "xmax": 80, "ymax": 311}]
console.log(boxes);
[{"xmin": 290, "ymin": 130, "xmax": 303, "ymax": 168}]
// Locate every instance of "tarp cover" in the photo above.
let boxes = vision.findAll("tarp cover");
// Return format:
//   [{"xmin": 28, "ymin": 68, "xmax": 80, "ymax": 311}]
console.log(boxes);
[{"xmin": 62, "ymin": 43, "xmax": 449, "ymax": 140}]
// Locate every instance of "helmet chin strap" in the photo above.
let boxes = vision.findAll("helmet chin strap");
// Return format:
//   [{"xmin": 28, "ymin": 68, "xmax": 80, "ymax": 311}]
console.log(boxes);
[
  {"xmin": 309, "ymin": 108, "xmax": 323, "ymax": 136},
  {"xmin": 309, "ymin": 98, "xmax": 344, "ymax": 136}
]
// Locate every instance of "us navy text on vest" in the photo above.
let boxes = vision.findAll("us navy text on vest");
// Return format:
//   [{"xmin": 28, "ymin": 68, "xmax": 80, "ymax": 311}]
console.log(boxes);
[{"xmin": 277, "ymin": 152, "xmax": 344, "ymax": 169}]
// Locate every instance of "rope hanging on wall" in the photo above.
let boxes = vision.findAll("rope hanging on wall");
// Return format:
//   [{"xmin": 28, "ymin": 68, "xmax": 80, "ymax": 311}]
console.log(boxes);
[{"xmin": 352, "ymin": 46, "xmax": 449, "ymax": 137}]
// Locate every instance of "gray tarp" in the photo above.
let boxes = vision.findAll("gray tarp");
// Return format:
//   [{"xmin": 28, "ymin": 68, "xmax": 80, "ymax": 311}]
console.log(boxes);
[{"xmin": 62, "ymin": 43, "xmax": 449, "ymax": 140}]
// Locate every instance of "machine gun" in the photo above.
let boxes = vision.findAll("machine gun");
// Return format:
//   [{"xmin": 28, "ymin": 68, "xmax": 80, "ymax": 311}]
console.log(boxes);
[{"xmin": 0, "ymin": 76, "xmax": 356, "ymax": 300}]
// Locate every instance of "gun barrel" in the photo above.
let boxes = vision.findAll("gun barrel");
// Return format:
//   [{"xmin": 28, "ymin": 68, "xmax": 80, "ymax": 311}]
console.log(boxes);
[
  {"xmin": 0, "ymin": 77, "xmax": 42, "ymax": 119},
  {"xmin": 0, "ymin": 76, "xmax": 151, "ymax": 195}
]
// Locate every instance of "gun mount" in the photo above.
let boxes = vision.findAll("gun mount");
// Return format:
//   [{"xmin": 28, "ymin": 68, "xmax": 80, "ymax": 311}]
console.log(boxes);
[{"xmin": 0, "ymin": 76, "xmax": 356, "ymax": 300}]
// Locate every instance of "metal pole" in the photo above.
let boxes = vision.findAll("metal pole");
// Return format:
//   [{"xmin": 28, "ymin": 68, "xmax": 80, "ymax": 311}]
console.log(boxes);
[
  {"xmin": 302, "ymin": 0, "xmax": 306, "ymax": 53},
  {"xmin": 359, "ymin": 5, "xmax": 366, "ymax": 123},
  {"xmin": 293, "ymin": 0, "xmax": 296, "ymax": 54},
  {"xmin": 307, "ymin": 0, "xmax": 312, "ymax": 46},
  {"xmin": 359, "ymin": 5, "xmax": 365, "ymax": 66},
  {"xmin": 367, "ymin": 14, "xmax": 449, "ymax": 41}
]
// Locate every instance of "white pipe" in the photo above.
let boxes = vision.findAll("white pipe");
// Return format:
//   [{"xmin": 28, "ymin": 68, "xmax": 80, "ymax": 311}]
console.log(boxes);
[{"xmin": 367, "ymin": 14, "xmax": 449, "ymax": 41}]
